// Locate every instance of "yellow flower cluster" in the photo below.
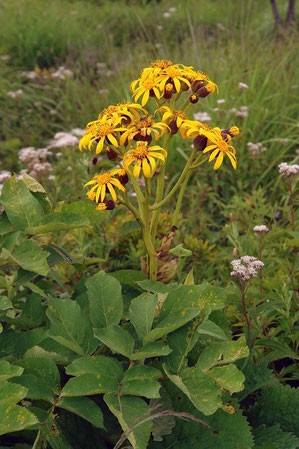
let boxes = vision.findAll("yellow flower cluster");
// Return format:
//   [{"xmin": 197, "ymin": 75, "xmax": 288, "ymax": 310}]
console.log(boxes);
[{"xmin": 79, "ymin": 60, "xmax": 240, "ymax": 211}]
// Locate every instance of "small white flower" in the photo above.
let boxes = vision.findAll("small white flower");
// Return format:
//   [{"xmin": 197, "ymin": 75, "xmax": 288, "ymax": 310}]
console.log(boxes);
[
  {"xmin": 278, "ymin": 162, "xmax": 299, "ymax": 177},
  {"xmin": 193, "ymin": 111, "xmax": 212, "ymax": 123},
  {"xmin": 253, "ymin": 225, "xmax": 269, "ymax": 233},
  {"xmin": 231, "ymin": 256, "xmax": 264, "ymax": 282},
  {"xmin": 7, "ymin": 89, "xmax": 23, "ymax": 99},
  {"xmin": 238, "ymin": 82, "xmax": 249, "ymax": 89},
  {"xmin": 217, "ymin": 99, "xmax": 226, "ymax": 104},
  {"xmin": 163, "ymin": 12, "xmax": 171, "ymax": 18}
]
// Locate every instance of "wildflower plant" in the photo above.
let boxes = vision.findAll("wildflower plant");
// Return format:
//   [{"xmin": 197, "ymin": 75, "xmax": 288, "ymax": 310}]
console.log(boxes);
[{"xmin": 80, "ymin": 60, "xmax": 239, "ymax": 280}]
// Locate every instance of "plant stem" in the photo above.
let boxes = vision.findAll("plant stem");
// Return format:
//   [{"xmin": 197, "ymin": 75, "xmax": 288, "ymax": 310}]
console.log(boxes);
[
  {"xmin": 150, "ymin": 149, "xmax": 197, "ymax": 211},
  {"xmin": 171, "ymin": 170, "xmax": 192, "ymax": 226},
  {"xmin": 288, "ymin": 180, "xmax": 296, "ymax": 254},
  {"xmin": 258, "ymin": 234, "xmax": 263, "ymax": 293}
]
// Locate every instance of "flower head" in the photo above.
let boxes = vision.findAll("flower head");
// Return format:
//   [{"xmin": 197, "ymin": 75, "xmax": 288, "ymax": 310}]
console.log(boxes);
[
  {"xmin": 79, "ymin": 116, "xmax": 126, "ymax": 154},
  {"xmin": 231, "ymin": 256, "xmax": 264, "ymax": 282},
  {"xmin": 84, "ymin": 169, "xmax": 125, "ymax": 203},
  {"xmin": 253, "ymin": 225, "xmax": 269, "ymax": 233},
  {"xmin": 201, "ymin": 127, "xmax": 237, "ymax": 170},
  {"xmin": 159, "ymin": 106, "xmax": 188, "ymax": 134},
  {"xmin": 278, "ymin": 162, "xmax": 299, "ymax": 177},
  {"xmin": 131, "ymin": 68, "xmax": 164, "ymax": 106},
  {"xmin": 120, "ymin": 115, "xmax": 168, "ymax": 145},
  {"xmin": 123, "ymin": 141, "xmax": 167, "ymax": 178}
]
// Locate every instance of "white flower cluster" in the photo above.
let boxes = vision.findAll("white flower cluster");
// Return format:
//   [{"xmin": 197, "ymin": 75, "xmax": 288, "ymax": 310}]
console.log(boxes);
[
  {"xmin": 231, "ymin": 256, "xmax": 264, "ymax": 282},
  {"xmin": 163, "ymin": 7, "xmax": 176, "ymax": 18},
  {"xmin": 18, "ymin": 147, "xmax": 53, "ymax": 180},
  {"xmin": 193, "ymin": 111, "xmax": 212, "ymax": 123},
  {"xmin": 253, "ymin": 225, "xmax": 269, "ymax": 233},
  {"xmin": 23, "ymin": 66, "xmax": 73, "ymax": 81},
  {"xmin": 7, "ymin": 89, "xmax": 23, "ymax": 99},
  {"xmin": 247, "ymin": 142, "xmax": 267, "ymax": 156},
  {"xmin": 278, "ymin": 162, "xmax": 299, "ymax": 177},
  {"xmin": 0, "ymin": 171, "xmax": 12, "ymax": 195},
  {"xmin": 238, "ymin": 82, "xmax": 249, "ymax": 90},
  {"xmin": 230, "ymin": 106, "xmax": 248, "ymax": 119},
  {"xmin": 48, "ymin": 128, "xmax": 85, "ymax": 149}
]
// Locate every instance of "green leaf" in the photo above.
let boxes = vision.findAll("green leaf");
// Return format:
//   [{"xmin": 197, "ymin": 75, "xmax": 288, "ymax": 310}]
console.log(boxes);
[
  {"xmin": 196, "ymin": 337, "xmax": 249, "ymax": 372},
  {"xmin": 57, "ymin": 397, "xmax": 105, "ymax": 429},
  {"xmin": 61, "ymin": 200, "xmax": 105, "ymax": 224},
  {"xmin": 129, "ymin": 292, "xmax": 158, "ymax": 341},
  {"xmin": 207, "ymin": 364, "xmax": 245, "ymax": 393},
  {"xmin": 0, "ymin": 381, "xmax": 28, "ymax": 406},
  {"xmin": 150, "ymin": 388, "xmax": 176, "ymax": 442},
  {"xmin": 46, "ymin": 298, "xmax": 98, "ymax": 356},
  {"xmin": 0, "ymin": 177, "xmax": 44, "ymax": 231},
  {"xmin": 86, "ymin": 271, "xmax": 123, "ymax": 328},
  {"xmin": 66, "ymin": 355, "xmax": 123, "ymax": 378},
  {"xmin": 150, "ymin": 383, "xmax": 254, "ymax": 449},
  {"xmin": 0, "ymin": 296, "xmax": 13, "ymax": 311},
  {"xmin": 9, "ymin": 374, "xmax": 55, "ymax": 402},
  {"xmin": 0, "ymin": 405, "xmax": 38, "ymax": 436},
  {"xmin": 253, "ymin": 424, "xmax": 299, "ymax": 449},
  {"xmin": 22, "ymin": 173, "xmax": 47, "ymax": 193},
  {"xmin": 11, "ymin": 358, "xmax": 61, "ymax": 402},
  {"xmin": 129, "ymin": 342, "xmax": 172, "ymax": 361},
  {"xmin": 44, "ymin": 244, "xmax": 76, "ymax": 266},
  {"xmin": 16, "ymin": 358, "xmax": 60, "ymax": 393},
  {"xmin": 197, "ymin": 319, "xmax": 228, "ymax": 340},
  {"xmin": 5, "ymin": 296, "xmax": 44, "ymax": 328},
  {"xmin": 164, "ymin": 325, "xmax": 199, "ymax": 374},
  {"xmin": 62, "ymin": 356, "xmax": 122, "ymax": 397},
  {"xmin": 61, "ymin": 373, "xmax": 118, "ymax": 397},
  {"xmin": 94, "ymin": 325, "xmax": 134, "ymax": 357},
  {"xmin": 121, "ymin": 366, "xmax": 161, "ymax": 399},
  {"xmin": 239, "ymin": 361, "xmax": 276, "ymax": 400},
  {"xmin": 104, "ymin": 394, "xmax": 152, "ymax": 449},
  {"xmin": 1, "ymin": 240, "xmax": 50, "ymax": 276},
  {"xmin": 26, "ymin": 212, "xmax": 90, "ymax": 235},
  {"xmin": 169, "ymin": 244, "xmax": 192, "ymax": 257},
  {"xmin": 0, "ymin": 360, "xmax": 23, "ymax": 381},
  {"xmin": 164, "ymin": 364, "xmax": 222, "ymax": 416},
  {"xmin": 136, "ymin": 279, "xmax": 175, "ymax": 295},
  {"xmin": 144, "ymin": 285, "xmax": 226, "ymax": 344},
  {"xmin": 247, "ymin": 384, "xmax": 299, "ymax": 435},
  {"xmin": 184, "ymin": 269, "xmax": 195, "ymax": 285},
  {"xmin": 0, "ymin": 212, "xmax": 13, "ymax": 236}
]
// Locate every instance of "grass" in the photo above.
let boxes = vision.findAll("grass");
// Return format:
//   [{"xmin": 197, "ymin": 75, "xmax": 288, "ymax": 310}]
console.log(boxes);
[{"xmin": 0, "ymin": 0, "xmax": 298, "ymax": 276}]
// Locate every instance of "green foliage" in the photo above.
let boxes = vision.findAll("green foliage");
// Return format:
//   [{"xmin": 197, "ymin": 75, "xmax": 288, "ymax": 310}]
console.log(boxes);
[{"xmin": 0, "ymin": 0, "xmax": 298, "ymax": 447}]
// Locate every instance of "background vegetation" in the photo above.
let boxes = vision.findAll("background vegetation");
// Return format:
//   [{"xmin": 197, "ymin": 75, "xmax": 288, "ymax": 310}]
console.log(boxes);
[{"xmin": 0, "ymin": 0, "xmax": 298, "ymax": 448}]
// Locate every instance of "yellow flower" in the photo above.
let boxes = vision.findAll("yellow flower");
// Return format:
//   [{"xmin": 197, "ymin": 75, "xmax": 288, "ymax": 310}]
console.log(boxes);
[
  {"xmin": 180, "ymin": 120, "xmax": 211, "ymax": 147},
  {"xmin": 159, "ymin": 106, "xmax": 188, "ymax": 134},
  {"xmin": 123, "ymin": 141, "xmax": 167, "ymax": 178},
  {"xmin": 159, "ymin": 106, "xmax": 188, "ymax": 128},
  {"xmin": 120, "ymin": 115, "xmax": 168, "ymax": 145},
  {"xmin": 151, "ymin": 59, "xmax": 173, "ymax": 70},
  {"xmin": 201, "ymin": 127, "xmax": 237, "ymax": 170},
  {"xmin": 79, "ymin": 116, "xmax": 126, "ymax": 154},
  {"xmin": 84, "ymin": 169, "xmax": 125, "ymax": 202},
  {"xmin": 99, "ymin": 102, "xmax": 146, "ymax": 122},
  {"xmin": 131, "ymin": 68, "xmax": 164, "ymax": 106},
  {"xmin": 159, "ymin": 64, "xmax": 191, "ymax": 93}
]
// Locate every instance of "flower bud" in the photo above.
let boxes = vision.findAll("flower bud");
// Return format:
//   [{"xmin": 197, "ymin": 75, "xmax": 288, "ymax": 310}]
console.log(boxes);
[
  {"xmin": 169, "ymin": 120, "xmax": 179, "ymax": 135},
  {"xmin": 193, "ymin": 134, "xmax": 207, "ymax": 150},
  {"xmin": 191, "ymin": 80, "xmax": 204, "ymax": 92},
  {"xmin": 117, "ymin": 169, "xmax": 129, "ymax": 185},
  {"xmin": 92, "ymin": 157, "xmax": 98, "ymax": 165},
  {"xmin": 189, "ymin": 94, "xmax": 199, "ymax": 104},
  {"xmin": 180, "ymin": 80, "xmax": 190, "ymax": 91},
  {"xmin": 106, "ymin": 147, "xmax": 118, "ymax": 160},
  {"xmin": 163, "ymin": 82, "xmax": 174, "ymax": 99},
  {"xmin": 133, "ymin": 132, "xmax": 152, "ymax": 143}
]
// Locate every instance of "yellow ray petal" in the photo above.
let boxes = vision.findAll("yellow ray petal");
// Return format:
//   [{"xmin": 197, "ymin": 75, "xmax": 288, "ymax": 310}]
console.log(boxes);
[
  {"xmin": 214, "ymin": 152, "xmax": 224, "ymax": 170},
  {"xmin": 107, "ymin": 183, "xmax": 117, "ymax": 201},
  {"xmin": 133, "ymin": 159, "xmax": 142, "ymax": 177},
  {"xmin": 142, "ymin": 158, "xmax": 151, "ymax": 178}
]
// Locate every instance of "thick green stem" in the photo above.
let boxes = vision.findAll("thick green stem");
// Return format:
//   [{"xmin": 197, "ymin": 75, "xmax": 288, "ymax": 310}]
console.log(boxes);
[
  {"xmin": 150, "ymin": 149, "xmax": 197, "ymax": 211},
  {"xmin": 172, "ymin": 170, "xmax": 192, "ymax": 226}
]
